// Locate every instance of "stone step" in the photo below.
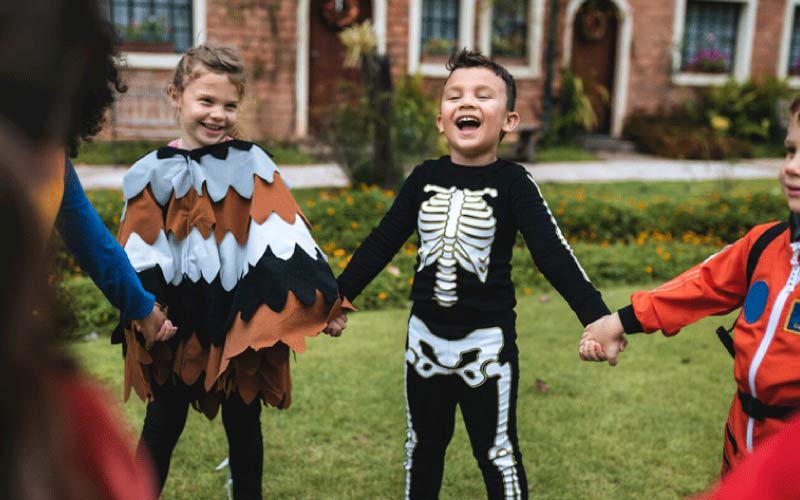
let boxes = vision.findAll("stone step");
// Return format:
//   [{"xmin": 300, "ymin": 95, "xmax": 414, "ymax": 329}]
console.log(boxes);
[{"xmin": 576, "ymin": 134, "xmax": 637, "ymax": 153}]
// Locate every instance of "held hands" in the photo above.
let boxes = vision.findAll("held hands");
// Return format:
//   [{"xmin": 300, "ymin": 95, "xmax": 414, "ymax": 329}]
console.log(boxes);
[
  {"xmin": 579, "ymin": 312, "xmax": 628, "ymax": 367},
  {"xmin": 134, "ymin": 304, "xmax": 177, "ymax": 348},
  {"xmin": 323, "ymin": 312, "xmax": 348, "ymax": 337}
]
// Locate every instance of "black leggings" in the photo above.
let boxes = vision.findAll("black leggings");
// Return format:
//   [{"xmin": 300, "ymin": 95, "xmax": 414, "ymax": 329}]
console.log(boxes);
[{"xmin": 136, "ymin": 381, "xmax": 263, "ymax": 500}]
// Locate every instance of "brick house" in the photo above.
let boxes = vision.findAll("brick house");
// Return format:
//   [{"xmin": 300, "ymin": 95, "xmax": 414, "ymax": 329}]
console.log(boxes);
[{"xmin": 104, "ymin": 0, "xmax": 800, "ymax": 142}]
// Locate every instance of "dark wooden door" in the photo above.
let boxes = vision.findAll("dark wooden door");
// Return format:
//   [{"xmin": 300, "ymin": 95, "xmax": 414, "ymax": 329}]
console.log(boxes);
[
  {"xmin": 570, "ymin": 0, "xmax": 618, "ymax": 133},
  {"xmin": 308, "ymin": 0, "xmax": 373, "ymax": 132}
]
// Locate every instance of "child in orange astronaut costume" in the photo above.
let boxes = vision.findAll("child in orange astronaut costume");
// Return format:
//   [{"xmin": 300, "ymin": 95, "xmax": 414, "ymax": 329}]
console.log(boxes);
[{"xmin": 580, "ymin": 95, "xmax": 800, "ymax": 475}]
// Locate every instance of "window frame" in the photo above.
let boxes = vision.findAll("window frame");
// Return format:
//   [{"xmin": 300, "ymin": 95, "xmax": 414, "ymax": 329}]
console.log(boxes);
[
  {"xmin": 115, "ymin": 0, "xmax": 206, "ymax": 69},
  {"xmin": 779, "ymin": 0, "xmax": 800, "ymax": 89},
  {"xmin": 478, "ymin": 0, "xmax": 545, "ymax": 79},
  {"xmin": 671, "ymin": 0, "xmax": 756, "ymax": 86},
  {"xmin": 408, "ymin": 0, "xmax": 476, "ymax": 77}
]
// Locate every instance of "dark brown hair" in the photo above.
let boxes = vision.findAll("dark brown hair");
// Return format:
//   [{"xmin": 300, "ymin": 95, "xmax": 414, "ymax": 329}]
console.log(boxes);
[
  {"xmin": 445, "ymin": 48, "xmax": 517, "ymax": 112},
  {"xmin": 0, "ymin": 0, "xmax": 126, "ymax": 158}
]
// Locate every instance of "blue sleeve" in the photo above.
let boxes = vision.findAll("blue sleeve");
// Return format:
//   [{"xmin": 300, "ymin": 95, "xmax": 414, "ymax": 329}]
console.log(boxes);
[{"xmin": 55, "ymin": 160, "xmax": 155, "ymax": 321}]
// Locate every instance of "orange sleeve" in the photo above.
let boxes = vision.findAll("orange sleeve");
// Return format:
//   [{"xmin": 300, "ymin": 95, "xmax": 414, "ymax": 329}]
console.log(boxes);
[{"xmin": 631, "ymin": 228, "xmax": 761, "ymax": 336}]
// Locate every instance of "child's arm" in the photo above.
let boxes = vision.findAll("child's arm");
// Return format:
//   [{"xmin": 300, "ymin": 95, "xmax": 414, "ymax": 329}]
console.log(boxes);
[
  {"xmin": 57, "ymin": 160, "xmax": 176, "ymax": 341},
  {"xmin": 623, "ymin": 225, "xmax": 767, "ymax": 336},
  {"xmin": 579, "ymin": 312, "xmax": 628, "ymax": 366},
  {"xmin": 336, "ymin": 169, "xmax": 421, "ymax": 303},
  {"xmin": 511, "ymin": 170, "xmax": 609, "ymax": 325}
]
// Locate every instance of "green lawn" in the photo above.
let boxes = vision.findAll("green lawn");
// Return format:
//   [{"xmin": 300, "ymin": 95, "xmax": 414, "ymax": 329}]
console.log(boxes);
[{"xmin": 71, "ymin": 284, "xmax": 734, "ymax": 499}]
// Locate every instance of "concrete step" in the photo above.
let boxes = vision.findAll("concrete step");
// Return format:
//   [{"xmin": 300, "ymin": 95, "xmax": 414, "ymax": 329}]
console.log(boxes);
[{"xmin": 577, "ymin": 134, "xmax": 637, "ymax": 154}]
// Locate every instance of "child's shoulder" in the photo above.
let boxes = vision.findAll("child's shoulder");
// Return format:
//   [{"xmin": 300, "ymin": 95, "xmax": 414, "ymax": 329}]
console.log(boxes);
[
  {"xmin": 123, "ymin": 140, "xmax": 279, "ymax": 204},
  {"xmin": 496, "ymin": 157, "xmax": 528, "ymax": 175}
]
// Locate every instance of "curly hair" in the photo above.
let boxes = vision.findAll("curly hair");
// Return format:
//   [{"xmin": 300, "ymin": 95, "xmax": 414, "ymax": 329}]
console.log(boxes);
[{"xmin": 0, "ymin": 0, "xmax": 126, "ymax": 157}]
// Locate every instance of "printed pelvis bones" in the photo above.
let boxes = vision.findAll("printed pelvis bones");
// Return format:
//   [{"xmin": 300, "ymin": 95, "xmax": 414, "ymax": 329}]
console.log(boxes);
[
  {"xmin": 405, "ymin": 314, "xmax": 504, "ymax": 387},
  {"xmin": 417, "ymin": 185, "xmax": 498, "ymax": 307}
]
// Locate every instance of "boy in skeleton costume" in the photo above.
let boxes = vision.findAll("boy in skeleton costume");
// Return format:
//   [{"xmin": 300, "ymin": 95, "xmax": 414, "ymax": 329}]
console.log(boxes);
[
  {"xmin": 115, "ymin": 46, "xmax": 348, "ymax": 499},
  {"xmin": 334, "ymin": 50, "xmax": 609, "ymax": 499}
]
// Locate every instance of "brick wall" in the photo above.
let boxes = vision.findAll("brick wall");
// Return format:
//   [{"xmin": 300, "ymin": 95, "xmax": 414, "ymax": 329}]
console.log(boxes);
[{"xmin": 106, "ymin": 0, "xmax": 793, "ymax": 143}]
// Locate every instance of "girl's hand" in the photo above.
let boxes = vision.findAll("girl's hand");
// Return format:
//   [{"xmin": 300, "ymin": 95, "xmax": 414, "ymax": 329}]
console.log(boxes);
[
  {"xmin": 323, "ymin": 313, "xmax": 348, "ymax": 337},
  {"xmin": 134, "ymin": 304, "xmax": 178, "ymax": 348}
]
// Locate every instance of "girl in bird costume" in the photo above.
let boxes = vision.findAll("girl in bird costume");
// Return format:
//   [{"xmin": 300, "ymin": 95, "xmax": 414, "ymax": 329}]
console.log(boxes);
[{"xmin": 115, "ymin": 45, "xmax": 348, "ymax": 499}]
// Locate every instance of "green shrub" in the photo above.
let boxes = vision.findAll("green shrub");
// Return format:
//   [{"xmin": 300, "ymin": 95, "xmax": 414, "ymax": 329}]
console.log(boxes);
[
  {"xmin": 392, "ymin": 74, "xmax": 446, "ymax": 167},
  {"xmin": 55, "ymin": 276, "xmax": 119, "ymax": 339},
  {"xmin": 624, "ymin": 109, "xmax": 752, "ymax": 159},
  {"xmin": 55, "ymin": 183, "xmax": 789, "ymax": 323},
  {"xmin": 691, "ymin": 77, "xmax": 791, "ymax": 142},
  {"xmin": 315, "ymin": 76, "xmax": 445, "ymax": 185},
  {"xmin": 540, "ymin": 69, "xmax": 606, "ymax": 145},
  {"xmin": 624, "ymin": 78, "xmax": 790, "ymax": 159}
]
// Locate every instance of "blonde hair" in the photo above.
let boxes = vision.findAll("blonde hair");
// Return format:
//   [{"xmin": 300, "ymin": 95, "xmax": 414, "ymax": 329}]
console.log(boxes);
[{"xmin": 168, "ymin": 44, "xmax": 247, "ymax": 138}]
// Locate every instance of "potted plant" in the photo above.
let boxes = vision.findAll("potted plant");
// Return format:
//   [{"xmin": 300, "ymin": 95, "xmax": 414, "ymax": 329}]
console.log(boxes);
[
  {"xmin": 119, "ymin": 16, "xmax": 174, "ymax": 53},
  {"xmin": 683, "ymin": 33, "xmax": 730, "ymax": 74}
]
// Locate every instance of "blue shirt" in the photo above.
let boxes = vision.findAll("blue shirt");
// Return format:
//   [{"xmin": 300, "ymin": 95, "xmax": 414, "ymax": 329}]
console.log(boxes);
[{"xmin": 55, "ymin": 160, "xmax": 154, "ymax": 321}]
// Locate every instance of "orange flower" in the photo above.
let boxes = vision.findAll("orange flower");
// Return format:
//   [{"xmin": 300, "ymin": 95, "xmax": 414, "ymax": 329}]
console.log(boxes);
[{"xmin": 378, "ymin": 292, "xmax": 388, "ymax": 300}]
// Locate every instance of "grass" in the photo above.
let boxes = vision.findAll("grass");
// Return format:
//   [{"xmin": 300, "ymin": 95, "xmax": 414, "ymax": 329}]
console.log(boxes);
[
  {"xmin": 70, "ymin": 284, "xmax": 735, "ymax": 499},
  {"xmin": 290, "ymin": 177, "xmax": 782, "ymax": 208},
  {"xmin": 535, "ymin": 143, "xmax": 597, "ymax": 162},
  {"xmin": 76, "ymin": 140, "xmax": 314, "ymax": 166}
]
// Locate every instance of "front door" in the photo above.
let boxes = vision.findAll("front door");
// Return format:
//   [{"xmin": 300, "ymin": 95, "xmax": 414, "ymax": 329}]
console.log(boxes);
[
  {"xmin": 570, "ymin": 0, "xmax": 618, "ymax": 133},
  {"xmin": 308, "ymin": 0, "xmax": 373, "ymax": 133}
]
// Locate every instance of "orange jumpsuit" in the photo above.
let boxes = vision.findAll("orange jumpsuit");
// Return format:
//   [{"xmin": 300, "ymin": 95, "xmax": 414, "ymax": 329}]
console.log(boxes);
[{"xmin": 619, "ymin": 217, "xmax": 800, "ymax": 474}]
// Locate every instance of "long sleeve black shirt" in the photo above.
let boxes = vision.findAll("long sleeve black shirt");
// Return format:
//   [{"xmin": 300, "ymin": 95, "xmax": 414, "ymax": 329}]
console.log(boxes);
[{"xmin": 337, "ymin": 156, "xmax": 609, "ymax": 340}]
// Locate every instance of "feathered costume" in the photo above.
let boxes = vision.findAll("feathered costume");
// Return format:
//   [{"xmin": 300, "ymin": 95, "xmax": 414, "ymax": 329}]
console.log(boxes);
[{"xmin": 113, "ymin": 140, "xmax": 347, "ymax": 418}]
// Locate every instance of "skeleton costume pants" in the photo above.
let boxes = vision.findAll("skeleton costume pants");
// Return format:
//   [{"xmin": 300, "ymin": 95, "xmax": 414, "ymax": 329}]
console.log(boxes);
[{"xmin": 403, "ymin": 315, "xmax": 528, "ymax": 500}]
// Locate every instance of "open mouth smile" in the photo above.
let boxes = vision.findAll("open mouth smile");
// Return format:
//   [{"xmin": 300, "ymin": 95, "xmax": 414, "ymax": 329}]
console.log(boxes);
[
  {"xmin": 202, "ymin": 123, "xmax": 225, "ymax": 133},
  {"xmin": 456, "ymin": 116, "xmax": 481, "ymax": 132}
]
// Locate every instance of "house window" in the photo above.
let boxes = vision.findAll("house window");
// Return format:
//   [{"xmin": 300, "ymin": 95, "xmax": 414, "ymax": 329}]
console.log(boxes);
[
  {"xmin": 421, "ymin": 0, "xmax": 460, "ymax": 57},
  {"xmin": 491, "ymin": 0, "xmax": 529, "ymax": 59},
  {"xmin": 680, "ymin": 1, "xmax": 740, "ymax": 74},
  {"xmin": 105, "ymin": 0, "xmax": 193, "ymax": 53},
  {"xmin": 789, "ymin": 7, "xmax": 800, "ymax": 76}
]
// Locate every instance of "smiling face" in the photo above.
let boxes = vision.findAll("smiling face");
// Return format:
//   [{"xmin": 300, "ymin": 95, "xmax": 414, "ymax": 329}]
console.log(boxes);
[
  {"xmin": 170, "ymin": 66, "xmax": 240, "ymax": 150},
  {"xmin": 437, "ymin": 67, "xmax": 520, "ymax": 166},
  {"xmin": 782, "ymin": 113, "xmax": 800, "ymax": 213}
]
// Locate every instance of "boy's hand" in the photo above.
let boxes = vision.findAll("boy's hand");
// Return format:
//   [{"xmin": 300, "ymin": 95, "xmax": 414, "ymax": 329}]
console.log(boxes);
[
  {"xmin": 135, "ymin": 305, "xmax": 178, "ymax": 347},
  {"xmin": 323, "ymin": 312, "xmax": 348, "ymax": 337},
  {"xmin": 579, "ymin": 312, "xmax": 627, "ymax": 366}
]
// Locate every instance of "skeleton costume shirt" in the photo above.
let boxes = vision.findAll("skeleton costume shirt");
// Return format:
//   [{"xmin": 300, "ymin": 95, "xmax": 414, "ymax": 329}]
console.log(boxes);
[
  {"xmin": 115, "ymin": 140, "xmax": 347, "ymax": 419},
  {"xmin": 337, "ymin": 156, "xmax": 608, "ymax": 499},
  {"xmin": 337, "ymin": 156, "xmax": 609, "ymax": 347}
]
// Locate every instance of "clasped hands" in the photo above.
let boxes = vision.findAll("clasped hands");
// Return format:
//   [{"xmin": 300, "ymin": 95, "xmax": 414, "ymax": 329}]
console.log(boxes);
[
  {"xmin": 133, "ymin": 304, "xmax": 177, "ymax": 348},
  {"xmin": 579, "ymin": 312, "xmax": 628, "ymax": 367}
]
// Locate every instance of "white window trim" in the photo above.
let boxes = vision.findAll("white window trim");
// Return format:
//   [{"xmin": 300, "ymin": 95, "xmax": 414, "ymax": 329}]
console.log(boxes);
[
  {"xmin": 478, "ymin": 0, "xmax": 544, "ymax": 80},
  {"xmin": 408, "ymin": 0, "xmax": 476, "ymax": 77},
  {"xmin": 119, "ymin": 0, "xmax": 207, "ymax": 70},
  {"xmin": 778, "ymin": 0, "xmax": 800, "ymax": 89},
  {"xmin": 671, "ymin": 0, "xmax": 757, "ymax": 86}
]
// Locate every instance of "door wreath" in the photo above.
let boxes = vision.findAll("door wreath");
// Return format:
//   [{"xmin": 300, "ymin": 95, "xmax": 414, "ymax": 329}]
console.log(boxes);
[
  {"xmin": 577, "ymin": 8, "xmax": 608, "ymax": 42},
  {"xmin": 321, "ymin": 0, "xmax": 360, "ymax": 30}
]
